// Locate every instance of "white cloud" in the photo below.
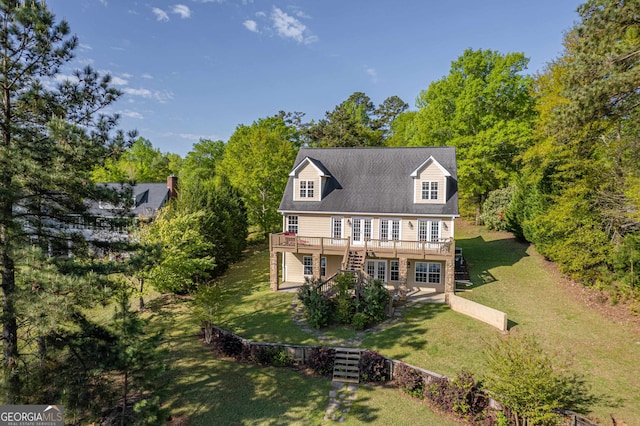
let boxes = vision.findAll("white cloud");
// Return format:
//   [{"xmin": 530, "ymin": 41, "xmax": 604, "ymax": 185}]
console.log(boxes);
[
  {"xmin": 78, "ymin": 43, "xmax": 92, "ymax": 51},
  {"xmin": 243, "ymin": 20, "xmax": 258, "ymax": 32},
  {"xmin": 270, "ymin": 7, "xmax": 316, "ymax": 44},
  {"xmin": 161, "ymin": 132, "xmax": 220, "ymax": 141},
  {"xmin": 123, "ymin": 87, "xmax": 174, "ymax": 103},
  {"xmin": 141, "ymin": 73, "xmax": 154, "ymax": 79},
  {"xmin": 152, "ymin": 8, "xmax": 170, "ymax": 22},
  {"xmin": 110, "ymin": 76, "xmax": 129, "ymax": 86},
  {"xmin": 366, "ymin": 67, "xmax": 378, "ymax": 83},
  {"xmin": 172, "ymin": 4, "xmax": 191, "ymax": 19},
  {"xmin": 119, "ymin": 110, "xmax": 144, "ymax": 119}
]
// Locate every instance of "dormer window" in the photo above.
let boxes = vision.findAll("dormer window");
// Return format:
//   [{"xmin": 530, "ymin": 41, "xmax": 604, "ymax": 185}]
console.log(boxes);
[
  {"xmin": 421, "ymin": 181, "xmax": 438, "ymax": 200},
  {"xmin": 299, "ymin": 180, "xmax": 315, "ymax": 198}
]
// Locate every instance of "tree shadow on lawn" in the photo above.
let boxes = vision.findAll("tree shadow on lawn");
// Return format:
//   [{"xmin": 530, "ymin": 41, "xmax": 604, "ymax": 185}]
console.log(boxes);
[
  {"xmin": 144, "ymin": 296, "xmax": 355, "ymax": 425},
  {"xmin": 457, "ymin": 234, "xmax": 530, "ymax": 289},
  {"xmin": 362, "ymin": 303, "xmax": 450, "ymax": 359}
]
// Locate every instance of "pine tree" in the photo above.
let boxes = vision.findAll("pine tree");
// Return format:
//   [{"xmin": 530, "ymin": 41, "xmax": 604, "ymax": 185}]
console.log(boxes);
[{"xmin": 0, "ymin": 1, "xmax": 136, "ymax": 402}]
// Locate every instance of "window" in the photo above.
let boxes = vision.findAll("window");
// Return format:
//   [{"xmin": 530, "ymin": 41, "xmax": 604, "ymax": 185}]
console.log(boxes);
[
  {"xmin": 428, "ymin": 263, "xmax": 441, "ymax": 283},
  {"xmin": 303, "ymin": 256, "xmax": 313, "ymax": 276},
  {"xmin": 321, "ymin": 257, "xmax": 326, "ymax": 277},
  {"xmin": 380, "ymin": 219, "xmax": 400, "ymax": 241},
  {"xmin": 390, "ymin": 261, "xmax": 399, "ymax": 281},
  {"xmin": 415, "ymin": 262, "xmax": 441, "ymax": 284},
  {"xmin": 421, "ymin": 181, "xmax": 438, "ymax": 200},
  {"xmin": 287, "ymin": 215, "xmax": 298, "ymax": 234},
  {"xmin": 331, "ymin": 217, "xmax": 343, "ymax": 240},
  {"xmin": 415, "ymin": 262, "xmax": 428, "ymax": 283},
  {"xmin": 418, "ymin": 220, "xmax": 440, "ymax": 242},
  {"xmin": 299, "ymin": 180, "xmax": 315, "ymax": 198}
]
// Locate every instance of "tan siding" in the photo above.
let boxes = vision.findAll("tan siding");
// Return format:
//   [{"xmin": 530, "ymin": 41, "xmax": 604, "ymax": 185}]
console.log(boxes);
[
  {"xmin": 293, "ymin": 163, "xmax": 321, "ymax": 202},
  {"xmin": 414, "ymin": 162, "xmax": 446, "ymax": 204},
  {"xmin": 325, "ymin": 255, "xmax": 342, "ymax": 277},
  {"xmin": 299, "ymin": 214, "xmax": 333, "ymax": 237},
  {"xmin": 284, "ymin": 253, "xmax": 342, "ymax": 284},
  {"xmin": 284, "ymin": 253, "xmax": 307, "ymax": 283}
]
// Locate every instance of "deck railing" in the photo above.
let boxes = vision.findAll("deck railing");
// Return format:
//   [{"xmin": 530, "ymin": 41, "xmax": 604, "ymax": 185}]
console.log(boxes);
[{"xmin": 270, "ymin": 233, "xmax": 452, "ymax": 257}]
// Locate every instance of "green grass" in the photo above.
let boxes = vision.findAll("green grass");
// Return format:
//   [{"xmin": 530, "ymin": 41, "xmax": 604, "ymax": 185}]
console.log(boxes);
[
  {"xmin": 147, "ymin": 295, "xmax": 329, "ymax": 425},
  {"xmin": 152, "ymin": 223, "xmax": 640, "ymax": 425}
]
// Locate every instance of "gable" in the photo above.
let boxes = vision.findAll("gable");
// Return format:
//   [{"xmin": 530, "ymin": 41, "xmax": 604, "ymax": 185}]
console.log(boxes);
[
  {"xmin": 411, "ymin": 157, "xmax": 450, "ymax": 204},
  {"xmin": 290, "ymin": 157, "xmax": 330, "ymax": 202}
]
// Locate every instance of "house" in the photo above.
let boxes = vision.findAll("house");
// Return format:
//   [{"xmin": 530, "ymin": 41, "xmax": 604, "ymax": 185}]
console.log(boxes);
[{"xmin": 269, "ymin": 147, "xmax": 459, "ymax": 299}]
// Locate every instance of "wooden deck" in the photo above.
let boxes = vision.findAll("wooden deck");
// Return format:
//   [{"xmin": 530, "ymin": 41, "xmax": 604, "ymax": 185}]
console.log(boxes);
[{"xmin": 269, "ymin": 233, "xmax": 454, "ymax": 260}]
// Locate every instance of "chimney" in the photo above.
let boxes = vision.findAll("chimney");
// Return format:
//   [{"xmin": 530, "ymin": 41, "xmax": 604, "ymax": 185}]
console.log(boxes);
[{"xmin": 167, "ymin": 175, "xmax": 178, "ymax": 199}]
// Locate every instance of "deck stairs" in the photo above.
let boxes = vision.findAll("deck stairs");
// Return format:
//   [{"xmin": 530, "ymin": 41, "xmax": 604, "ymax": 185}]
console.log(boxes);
[
  {"xmin": 345, "ymin": 250, "xmax": 365, "ymax": 272},
  {"xmin": 332, "ymin": 348, "xmax": 361, "ymax": 383}
]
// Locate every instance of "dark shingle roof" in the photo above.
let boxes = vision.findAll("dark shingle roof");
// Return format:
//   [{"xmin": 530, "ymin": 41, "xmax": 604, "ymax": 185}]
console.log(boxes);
[
  {"xmin": 90, "ymin": 183, "xmax": 170, "ymax": 218},
  {"xmin": 279, "ymin": 147, "xmax": 458, "ymax": 216}
]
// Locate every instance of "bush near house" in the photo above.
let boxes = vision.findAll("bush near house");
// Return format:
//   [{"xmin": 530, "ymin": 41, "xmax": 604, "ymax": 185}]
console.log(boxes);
[{"xmin": 297, "ymin": 275, "xmax": 390, "ymax": 330}]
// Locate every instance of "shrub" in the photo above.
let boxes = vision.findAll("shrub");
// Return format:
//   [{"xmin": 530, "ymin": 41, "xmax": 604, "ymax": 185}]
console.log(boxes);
[
  {"xmin": 215, "ymin": 331, "xmax": 244, "ymax": 358},
  {"xmin": 426, "ymin": 371, "xmax": 488, "ymax": 420},
  {"xmin": 359, "ymin": 350, "xmax": 389, "ymax": 383},
  {"xmin": 358, "ymin": 279, "xmax": 390, "ymax": 323},
  {"xmin": 245, "ymin": 345, "xmax": 293, "ymax": 367},
  {"xmin": 298, "ymin": 279, "xmax": 331, "ymax": 329},
  {"xmin": 480, "ymin": 185, "xmax": 514, "ymax": 231},
  {"xmin": 297, "ymin": 279, "xmax": 332, "ymax": 329},
  {"xmin": 351, "ymin": 312, "xmax": 368, "ymax": 330},
  {"xmin": 307, "ymin": 347, "xmax": 335, "ymax": 376},
  {"xmin": 483, "ymin": 334, "xmax": 595, "ymax": 426},
  {"xmin": 394, "ymin": 363, "xmax": 425, "ymax": 398},
  {"xmin": 334, "ymin": 272, "xmax": 356, "ymax": 296},
  {"xmin": 271, "ymin": 348, "xmax": 294, "ymax": 367},
  {"xmin": 335, "ymin": 296, "xmax": 355, "ymax": 324}
]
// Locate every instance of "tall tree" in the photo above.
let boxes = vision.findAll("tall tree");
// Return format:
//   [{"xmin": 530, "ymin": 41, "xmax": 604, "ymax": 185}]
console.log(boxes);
[
  {"xmin": 137, "ymin": 207, "xmax": 216, "ymax": 294},
  {"xmin": 392, "ymin": 49, "xmax": 536, "ymax": 220},
  {"xmin": 92, "ymin": 137, "xmax": 181, "ymax": 183},
  {"xmin": 0, "ymin": 1, "xmax": 136, "ymax": 403},
  {"xmin": 219, "ymin": 116, "xmax": 298, "ymax": 238},
  {"xmin": 514, "ymin": 0, "xmax": 640, "ymax": 291},
  {"xmin": 180, "ymin": 138, "xmax": 226, "ymax": 186},
  {"xmin": 306, "ymin": 92, "xmax": 408, "ymax": 147}
]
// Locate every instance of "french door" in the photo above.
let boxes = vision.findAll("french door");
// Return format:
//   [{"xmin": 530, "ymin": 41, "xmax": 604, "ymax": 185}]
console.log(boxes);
[
  {"xmin": 351, "ymin": 218, "xmax": 372, "ymax": 246},
  {"xmin": 366, "ymin": 260, "xmax": 387, "ymax": 284}
]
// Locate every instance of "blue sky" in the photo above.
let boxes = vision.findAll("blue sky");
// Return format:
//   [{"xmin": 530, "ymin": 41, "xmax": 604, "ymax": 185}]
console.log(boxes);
[{"xmin": 47, "ymin": 0, "xmax": 583, "ymax": 156}]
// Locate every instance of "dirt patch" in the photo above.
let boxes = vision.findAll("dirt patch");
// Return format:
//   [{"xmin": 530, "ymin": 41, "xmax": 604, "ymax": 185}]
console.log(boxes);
[{"xmin": 539, "ymin": 256, "xmax": 640, "ymax": 336}]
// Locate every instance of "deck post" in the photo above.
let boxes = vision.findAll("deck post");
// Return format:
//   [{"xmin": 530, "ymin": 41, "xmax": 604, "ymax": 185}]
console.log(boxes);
[
  {"xmin": 270, "ymin": 251, "xmax": 279, "ymax": 291},
  {"xmin": 312, "ymin": 253, "xmax": 321, "ymax": 280},
  {"xmin": 398, "ymin": 257, "xmax": 408, "ymax": 301},
  {"xmin": 444, "ymin": 243, "xmax": 455, "ymax": 303}
]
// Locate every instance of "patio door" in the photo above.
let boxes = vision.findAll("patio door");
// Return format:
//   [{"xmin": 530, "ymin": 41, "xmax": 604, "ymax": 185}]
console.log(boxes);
[
  {"xmin": 366, "ymin": 260, "xmax": 387, "ymax": 284},
  {"xmin": 380, "ymin": 218, "xmax": 400, "ymax": 247},
  {"xmin": 351, "ymin": 218, "xmax": 372, "ymax": 246},
  {"xmin": 418, "ymin": 219, "xmax": 441, "ymax": 249}
]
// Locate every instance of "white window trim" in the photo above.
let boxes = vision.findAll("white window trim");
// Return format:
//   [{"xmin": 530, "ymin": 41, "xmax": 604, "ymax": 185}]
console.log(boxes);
[
  {"xmin": 303, "ymin": 255, "xmax": 313, "ymax": 276},
  {"xmin": 380, "ymin": 218, "xmax": 401, "ymax": 242},
  {"xmin": 414, "ymin": 261, "xmax": 442, "ymax": 284}
]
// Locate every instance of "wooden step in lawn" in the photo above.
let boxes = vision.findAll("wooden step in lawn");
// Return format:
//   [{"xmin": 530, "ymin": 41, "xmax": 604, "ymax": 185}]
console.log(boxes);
[{"xmin": 332, "ymin": 348, "xmax": 361, "ymax": 383}]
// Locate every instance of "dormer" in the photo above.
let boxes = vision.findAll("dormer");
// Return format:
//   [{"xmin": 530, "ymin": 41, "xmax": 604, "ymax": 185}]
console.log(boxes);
[
  {"xmin": 410, "ymin": 156, "xmax": 451, "ymax": 204},
  {"xmin": 289, "ymin": 157, "xmax": 330, "ymax": 202}
]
